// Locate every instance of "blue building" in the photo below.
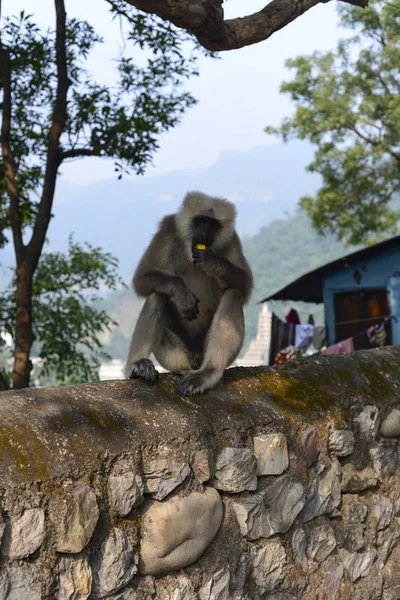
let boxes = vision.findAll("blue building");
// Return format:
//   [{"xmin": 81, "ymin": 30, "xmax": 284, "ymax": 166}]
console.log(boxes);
[{"xmin": 263, "ymin": 235, "xmax": 400, "ymax": 350}]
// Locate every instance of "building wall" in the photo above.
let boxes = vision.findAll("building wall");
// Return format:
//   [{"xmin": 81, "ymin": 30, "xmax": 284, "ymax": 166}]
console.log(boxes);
[{"xmin": 322, "ymin": 245, "xmax": 400, "ymax": 345}]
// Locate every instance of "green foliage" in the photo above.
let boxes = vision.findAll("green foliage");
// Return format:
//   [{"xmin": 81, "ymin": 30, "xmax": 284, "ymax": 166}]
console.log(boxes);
[
  {"xmin": 0, "ymin": 3, "xmax": 209, "ymax": 387},
  {"xmin": 2, "ymin": 7, "xmax": 202, "ymax": 198},
  {"xmin": 242, "ymin": 210, "xmax": 356, "ymax": 344},
  {"xmin": 0, "ymin": 237, "xmax": 123, "ymax": 385},
  {"xmin": 267, "ymin": 0, "xmax": 400, "ymax": 245}
]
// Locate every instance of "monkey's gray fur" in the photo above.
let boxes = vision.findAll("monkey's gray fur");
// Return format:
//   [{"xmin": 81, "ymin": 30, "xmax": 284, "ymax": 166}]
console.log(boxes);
[{"xmin": 125, "ymin": 191, "xmax": 253, "ymax": 396}]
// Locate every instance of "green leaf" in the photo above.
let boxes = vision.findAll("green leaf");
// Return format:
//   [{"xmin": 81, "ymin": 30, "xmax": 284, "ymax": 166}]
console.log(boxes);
[{"xmin": 267, "ymin": 0, "xmax": 400, "ymax": 244}]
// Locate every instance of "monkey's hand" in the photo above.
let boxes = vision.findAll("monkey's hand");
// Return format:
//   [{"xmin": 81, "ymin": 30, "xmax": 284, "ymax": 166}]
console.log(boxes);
[
  {"xmin": 172, "ymin": 283, "xmax": 199, "ymax": 321},
  {"xmin": 192, "ymin": 247, "xmax": 214, "ymax": 269}
]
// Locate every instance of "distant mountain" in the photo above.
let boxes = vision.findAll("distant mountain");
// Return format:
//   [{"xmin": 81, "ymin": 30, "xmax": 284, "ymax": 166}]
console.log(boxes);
[{"xmin": 0, "ymin": 141, "xmax": 319, "ymax": 283}]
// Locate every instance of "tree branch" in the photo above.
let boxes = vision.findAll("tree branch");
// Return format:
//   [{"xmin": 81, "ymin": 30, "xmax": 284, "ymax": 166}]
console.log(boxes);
[
  {"xmin": 346, "ymin": 123, "xmax": 400, "ymax": 163},
  {"xmin": 0, "ymin": 44, "xmax": 24, "ymax": 262},
  {"xmin": 120, "ymin": 0, "xmax": 369, "ymax": 51},
  {"xmin": 339, "ymin": 0, "xmax": 368, "ymax": 6},
  {"xmin": 27, "ymin": 0, "xmax": 70, "ymax": 271},
  {"xmin": 61, "ymin": 148, "xmax": 98, "ymax": 161}
]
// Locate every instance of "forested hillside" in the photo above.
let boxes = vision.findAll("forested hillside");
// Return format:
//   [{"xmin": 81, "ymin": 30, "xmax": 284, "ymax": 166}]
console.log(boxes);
[
  {"xmin": 242, "ymin": 210, "xmax": 357, "ymax": 342},
  {"xmin": 100, "ymin": 210, "xmax": 356, "ymax": 360}
]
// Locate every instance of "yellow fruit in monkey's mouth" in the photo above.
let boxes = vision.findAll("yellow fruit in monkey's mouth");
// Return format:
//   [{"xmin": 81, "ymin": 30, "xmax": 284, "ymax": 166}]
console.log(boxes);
[{"xmin": 195, "ymin": 244, "xmax": 206, "ymax": 250}]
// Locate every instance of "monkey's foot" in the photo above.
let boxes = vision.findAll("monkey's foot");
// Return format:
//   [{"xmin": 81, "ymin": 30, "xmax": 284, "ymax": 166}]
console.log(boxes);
[
  {"xmin": 175, "ymin": 369, "xmax": 223, "ymax": 396},
  {"xmin": 129, "ymin": 358, "xmax": 159, "ymax": 382}
]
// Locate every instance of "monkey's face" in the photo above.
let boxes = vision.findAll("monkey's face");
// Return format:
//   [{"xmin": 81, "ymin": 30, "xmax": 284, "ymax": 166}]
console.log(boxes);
[{"xmin": 191, "ymin": 216, "xmax": 221, "ymax": 249}]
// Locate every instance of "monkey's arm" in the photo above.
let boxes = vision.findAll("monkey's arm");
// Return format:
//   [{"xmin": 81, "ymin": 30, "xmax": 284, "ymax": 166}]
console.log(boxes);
[
  {"xmin": 193, "ymin": 234, "xmax": 253, "ymax": 303},
  {"xmin": 133, "ymin": 221, "xmax": 199, "ymax": 321},
  {"xmin": 134, "ymin": 269, "xmax": 181, "ymax": 299}
]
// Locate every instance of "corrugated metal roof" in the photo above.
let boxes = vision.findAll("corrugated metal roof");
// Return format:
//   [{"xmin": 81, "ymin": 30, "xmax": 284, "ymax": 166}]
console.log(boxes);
[{"xmin": 262, "ymin": 234, "xmax": 400, "ymax": 304}]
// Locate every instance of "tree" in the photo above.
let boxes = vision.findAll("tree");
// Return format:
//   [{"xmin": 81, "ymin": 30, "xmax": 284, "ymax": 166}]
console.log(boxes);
[
  {"xmin": 0, "ymin": 0, "xmax": 208, "ymax": 388},
  {"xmin": 115, "ymin": 0, "xmax": 369, "ymax": 52},
  {"xmin": 0, "ymin": 238, "xmax": 123, "ymax": 387},
  {"xmin": 266, "ymin": 0, "xmax": 400, "ymax": 245}
]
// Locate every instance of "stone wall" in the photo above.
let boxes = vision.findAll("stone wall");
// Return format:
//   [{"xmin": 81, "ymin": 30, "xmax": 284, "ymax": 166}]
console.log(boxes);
[{"xmin": 1, "ymin": 347, "xmax": 400, "ymax": 599}]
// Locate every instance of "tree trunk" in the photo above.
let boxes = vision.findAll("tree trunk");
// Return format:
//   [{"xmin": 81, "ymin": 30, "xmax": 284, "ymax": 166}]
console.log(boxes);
[{"xmin": 12, "ymin": 262, "xmax": 34, "ymax": 389}]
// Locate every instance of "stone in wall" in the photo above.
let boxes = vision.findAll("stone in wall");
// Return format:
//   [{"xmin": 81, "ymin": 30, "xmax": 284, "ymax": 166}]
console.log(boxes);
[
  {"xmin": 382, "ymin": 544, "xmax": 400, "ymax": 598},
  {"xmin": 107, "ymin": 592, "xmax": 138, "ymax": 600},
  {"xmin": 265, "ymin": 594, "xmax": 297, "ymax": 600},
  {"xmin": 92, "ymin": 528, "xmax": 137, "ymax": 598},
  {"xmin": 391, "ymin": 481, "xmax": 400, "ymax": 516},
  {"xmin": 108, "ymin": 473, "xmax": 144, "ymax": 517},
  {"xmin": 305, "ymin": 516, "xmax": 336, "ymax": 564},
  {"xmin": 341, "ymin": 464, "xmax": 377, "ymax": 493},
  {"xmin": 0, "ymin": 513, "xmax": 5, "ymax": 547},
  {"xmin": 58, "ymin": 556, "xmax": 92, "ymax": 600},
  {"xmin": 105, "ymin": 577, "xmax": 155, "ymax": 600},
  {"xmin": 370, "ymin": 440, "xmax": 398, "ymax": 479},
  {"xmin": 341, "ymin": 549, "xmax": 377, "ymax": 583},
  {"xmin": 353, "ymin": 562, "xmax": 383, "ymax": 600},
  {"xmin": 232, "ymin": 475, "xmax": 304, "ymax": 540},
  {"xmin": 139, "ymin": 488, "xmax": 223, "ymax": 576},
  {"xmin": 199, "ymin": 569, "xmax": 231, "ymax": 600},
  {"xmin": 380, "ymin": 409, "xmax": 400, "ymax": 438},
  {"xmin": 369, "ymin": 495, "xmax": 393, "ymax": 532},
  {"xmin": 353, "ymin": 405, "xmax": 380, "ymax": 442},
  {"xmin": 192, "ymin": 450, "xmax": 215, "ymax": 483},
  {"xmin": 9, "ymin": 508, "xmax": 45, "ymax": 560},
  {"xmin": 156, "ymin": 575, "xmax": 197, "ymax": 600},
  {"xmin": 333, "ymin": 494, "xmax": 367, "ymax": 552},
  {"xmin": 251, "ymin": 539, "xmax": 287, "ymax": 595},
  {"xmin": 263, "ymin": 474, "xmax": 305, "ymax": 536},
  {"xmin": 56, "ymin": 486, "xmax": 99, "ymax": 554},
  {"xmin": 302, "ymin": 460, "xmax": 341, "ymax": 522},
  {"xmin": 322, "ymin": 555, "xmax": 344, "ymax": 600},
  {"xmin": 328, "ymin": 429, "xmax": 355, "ymax": 457},
  {"xmin": 299, "ymin": 425, "xmax": 319, "ymax": 467},
  {"xmin": 292, "ymin": 528, "xmax": 308, "ymax": 571},
  {"xmin": 213, "ymin": 448, "xmax": 257, "ymax": 493},
  {"xmin": 0, "ymin": 566, "xmax": 42, "ymax": 600},
  {"xmin": 231, "ymin": 494, "xmax": 267, "ymax": 541},
  {"xmin": 144, "ymin": 459, "xmax": 190, "ymax": 501},
  {"xmin": 377, "ymin": 518, "xmax": 400, "ymax": 564},
  {"xmin": 254, "ymin": 434, "xmax": 289, "ymax": 476}
]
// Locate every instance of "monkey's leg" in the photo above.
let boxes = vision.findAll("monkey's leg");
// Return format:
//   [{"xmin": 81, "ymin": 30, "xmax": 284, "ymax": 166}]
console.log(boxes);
[
  {"xmin": 125, "ymin": 293, "xmax": 166, "ymax": 381},
  {"xmin": 154, "ymin": 329, "xmax": 192, "ymax": 372},
  {"xmin": 175, "ymin": 288, "xmax": 244, "ymax": 396},
  {"xmin": 126, "ymin": 293, "xmax": 192, "ymax": 381}
]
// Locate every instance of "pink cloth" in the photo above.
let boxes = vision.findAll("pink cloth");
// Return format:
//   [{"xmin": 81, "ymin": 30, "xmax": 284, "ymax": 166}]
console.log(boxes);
[{"xmin": 321, "ymin": 337, "xmax": 355, "ymax": 356}]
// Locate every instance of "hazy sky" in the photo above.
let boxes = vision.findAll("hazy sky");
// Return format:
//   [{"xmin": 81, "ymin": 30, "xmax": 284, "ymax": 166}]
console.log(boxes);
[{"xmin": 5, "ymin": 0, "xmax": 344, "ymax": 184}]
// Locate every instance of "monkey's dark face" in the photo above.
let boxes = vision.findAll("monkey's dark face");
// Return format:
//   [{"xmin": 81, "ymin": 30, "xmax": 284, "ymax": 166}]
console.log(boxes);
[{"xmin": 192, "ymin": 216, "xmax": 221, "ymax": 248}]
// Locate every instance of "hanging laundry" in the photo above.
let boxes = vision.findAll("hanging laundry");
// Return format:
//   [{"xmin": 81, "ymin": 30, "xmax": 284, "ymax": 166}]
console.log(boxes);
[
  {"xmin": 367, "ymin": 323, "xmax": 387, "ymax": 347},
  {"xmin": 274, "ymin": 346, "xmax": 300, "ymax": 365},
  {"xmin": 313, "ymin": 326, "xmax": 327, "ymax": 350},
  {"xmin": 294, "ymin": 324, "xmax": 315, "ymax": 350},
  {"xmin": 286, "ymin": 309, "xmax": 300, "ymax": 325},
  {"xmin": 321, "ymin": 337, "xmax": 355, "ymax": 356},
  {"xmin": 268, "ymin": 313, "xmax": 295, "ymax": 365}
]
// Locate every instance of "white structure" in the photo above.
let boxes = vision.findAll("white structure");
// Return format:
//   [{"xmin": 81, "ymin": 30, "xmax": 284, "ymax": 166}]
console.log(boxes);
[
  {"xmin": 99, "ymin": 359, "xmax": 125, "ymax": 381},
  {"xmin": 238, "ymin": 304, "xmax": 272, "ymax": 366}
]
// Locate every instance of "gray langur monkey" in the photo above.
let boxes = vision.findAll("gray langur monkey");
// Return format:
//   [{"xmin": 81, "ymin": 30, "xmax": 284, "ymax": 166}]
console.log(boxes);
[{"xmin": 125, "ymin": 191, "xmax": 253, "ymax": 396}]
